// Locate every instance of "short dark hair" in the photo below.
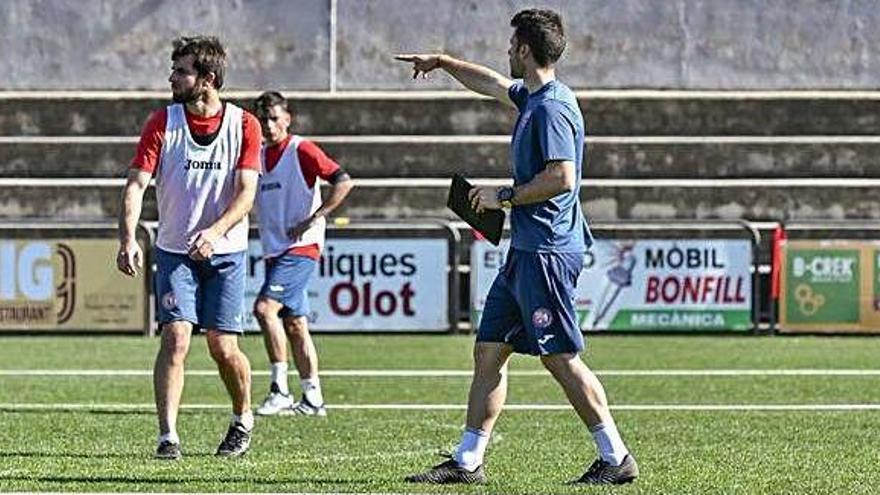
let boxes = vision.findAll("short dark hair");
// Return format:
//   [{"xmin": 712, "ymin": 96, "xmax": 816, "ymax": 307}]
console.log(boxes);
[
  {"xmin": 254, "ymin": 91, "xmax": 289, "ymax": 119},
  {"xmin": 510, "ymin": 9, "xmax": 566, "ymax": 67},
  {"xmin": 171, "ymin": 36, "xmax": 227, "ymax": 89}
]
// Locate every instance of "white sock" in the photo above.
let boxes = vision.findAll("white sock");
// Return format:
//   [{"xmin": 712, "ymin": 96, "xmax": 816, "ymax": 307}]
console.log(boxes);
[
  {"xmin": 158, "ymin": 431, "xmax": 179, "ymax": 445},
  {"xmin": 590, "ymin": 421, "xmax": 629, "ymax": 466},
  {"xmin": 270, "ymin": 362, "xmax": 289, "ymax": 395},
  {"xmin": 233, "ymin": 411, "xmax": 254, "ymax": 431},
  {"xmin": 453, "ymin": 427, "xmax": 490, "ymax": 471},
  {"xmin": 301, "ymin": 377, "xmax": 324, "ymax": 406}
]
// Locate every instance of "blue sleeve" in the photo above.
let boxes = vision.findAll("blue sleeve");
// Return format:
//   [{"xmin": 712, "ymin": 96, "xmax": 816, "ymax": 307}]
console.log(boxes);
[
  {"xmin": 533, "ymin": 102, "xmax": 578, "ymax": 163},
  {"xmin": 507, "ymin": 81, "xmax": 528, "ymax": 111}
]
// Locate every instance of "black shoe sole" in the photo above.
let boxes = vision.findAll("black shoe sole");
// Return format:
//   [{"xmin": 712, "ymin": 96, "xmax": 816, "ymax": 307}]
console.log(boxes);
[
  {"xmin": 404, "ymin": 478, "xmax": 487, "ymax": 485},
  {"xmin": 572, "ymin": 476, "xmax": 637, "ymax": 485},
  {"xmin": 215, "ymin": 449, "xmax": 249, "ymax": 458},
  {"xmin": 404, "ymin": 473, "xmax": 487, "ymax": 485}
]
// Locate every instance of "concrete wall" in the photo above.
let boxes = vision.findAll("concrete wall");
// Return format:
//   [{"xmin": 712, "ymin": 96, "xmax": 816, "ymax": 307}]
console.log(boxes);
[
  {"xmin": 2, "ymin": 0, "xmax": 878, "ymax": 90},
  {"xmin": 1, "ymin": 0, "xmax": 330, "ymax": 90}
]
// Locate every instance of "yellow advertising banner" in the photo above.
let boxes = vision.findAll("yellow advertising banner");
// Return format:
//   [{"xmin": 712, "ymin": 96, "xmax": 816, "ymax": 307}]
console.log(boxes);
[
  {"xmin": 0, "ymin": 239, "xmax": 146, "ymax": 331},
  {"xmin": 779, "ymin": 239, "xmax": 880, "ymax": 333}
]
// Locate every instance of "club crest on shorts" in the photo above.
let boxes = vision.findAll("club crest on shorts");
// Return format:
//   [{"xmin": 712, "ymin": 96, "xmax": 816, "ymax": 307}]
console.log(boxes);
[
  {"xmin": 161, "ymin": 291, "xmax": 178, "ymax": 310},
  {"xmin": 532, "ymin": 307, "xmax": 553, "ymax": 328}
]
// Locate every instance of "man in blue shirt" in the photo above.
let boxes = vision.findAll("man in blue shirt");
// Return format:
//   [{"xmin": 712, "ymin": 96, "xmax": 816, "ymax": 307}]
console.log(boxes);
[{"xmin": 396, "ymin": 8, "xmax": 637, "ymax": 486}]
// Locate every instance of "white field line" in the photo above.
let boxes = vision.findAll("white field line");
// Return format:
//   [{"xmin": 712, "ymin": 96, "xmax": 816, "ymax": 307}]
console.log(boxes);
[
  {"xmin": 3, "ymin": 403, "xmax": 880, "ymax": 412},
  {"xmin": 3, "ymin": 368, "xmax": 880, "ymax": 377}
]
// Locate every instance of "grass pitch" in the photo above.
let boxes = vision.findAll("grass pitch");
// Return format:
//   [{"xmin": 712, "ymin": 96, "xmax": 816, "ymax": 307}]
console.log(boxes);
[{"xmin": 1, "ymin": 334, "xmax": 880, "ymax": 493}]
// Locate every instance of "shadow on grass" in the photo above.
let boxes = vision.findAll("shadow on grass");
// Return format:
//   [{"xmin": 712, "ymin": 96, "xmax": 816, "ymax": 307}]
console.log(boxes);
[
  {"xmin": 0, "ymin": 452, "xmax": 143, "ymax": 460},
  {"xmin": 0, "ymin": 451, "xmax": 216, "ymax": 459},
  {"xmin": 0, "ymin": 409, "xmax": 155, "ymax": 416},
  {"xmin": 0, "ymin": 474, "xmax": 368, "ymax": 486}
]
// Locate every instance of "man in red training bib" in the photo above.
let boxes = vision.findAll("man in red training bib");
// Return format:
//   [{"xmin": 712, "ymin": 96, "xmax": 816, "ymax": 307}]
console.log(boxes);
[
  {"xmin": 251, "ymin": 91, "xmax": 353, "ymax": 417},
  {"xmin": 116, "ymin": 35, "xmax": 261, "ymax": 460}
]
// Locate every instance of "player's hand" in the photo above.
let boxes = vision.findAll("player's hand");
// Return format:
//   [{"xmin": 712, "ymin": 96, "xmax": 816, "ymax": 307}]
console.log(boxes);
[
  {"xmin": 187, "ymin": 227, "xmax": 220, "ymax": 261},
  {"xmin": 469, "ymin": 186, "xmax": 501, "ymax": 213},
  {"xmin": 116, "ymin": 239, "xmax": 143, "ymax": 277},
  {"xmin": 394, "ymin": 54, "xmax": 443, "ymax": 79},
  {"xmin": 288, "ymin": 214, "xmax": 319, "ymax": 241}
]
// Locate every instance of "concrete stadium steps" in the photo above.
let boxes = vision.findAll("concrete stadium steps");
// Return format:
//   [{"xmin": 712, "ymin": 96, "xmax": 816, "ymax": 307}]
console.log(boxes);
[
  {"xmin": 0, "ymin": 94, "xmax": 512, "ymax": 137},
  {"xmin": 4, "ymin": 91, "xmax": 880, "ymax": 136},
  {"xmin": 3, "ymin": 136, "xmax": 880, "ymax": 178},
  {"xmin": 3, "ymin": 181, "xmax": 878, "ymax": 222}
]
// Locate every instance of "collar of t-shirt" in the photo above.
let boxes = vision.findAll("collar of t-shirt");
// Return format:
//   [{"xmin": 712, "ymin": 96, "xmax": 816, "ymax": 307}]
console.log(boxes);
[
  {"xmin": 184, "ymin": 104, "xmax": 225, "ymax": 136},
  {"xmin": 263, "ymin": 135, "xmax": 294, "ymax": 173},
  {"xmin": 527, "ymin": 80, "xmax": 557, "ymax": 100}
]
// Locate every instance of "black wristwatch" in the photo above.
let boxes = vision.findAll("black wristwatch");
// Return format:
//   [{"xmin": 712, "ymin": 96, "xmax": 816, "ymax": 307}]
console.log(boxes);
[{"xmin": 497, "ymin": 186, "xmax": 516, "ymax": 209}]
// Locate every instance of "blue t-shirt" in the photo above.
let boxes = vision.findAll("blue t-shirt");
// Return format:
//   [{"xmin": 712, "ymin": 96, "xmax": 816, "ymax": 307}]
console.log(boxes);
[{"xmin": 508, "ymin": 79, "xmax": 593, "ymax": 253}]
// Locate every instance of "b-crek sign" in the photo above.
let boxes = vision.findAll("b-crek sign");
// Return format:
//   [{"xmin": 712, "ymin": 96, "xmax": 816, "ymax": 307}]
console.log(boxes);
[{"xmin": 246, "ymin": 239, "xmax": 449, "ymax": 331}]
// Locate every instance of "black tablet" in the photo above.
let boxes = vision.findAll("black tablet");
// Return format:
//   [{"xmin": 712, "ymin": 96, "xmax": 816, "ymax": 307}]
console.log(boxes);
[{"xmin": 447, "ymin": 174, "xmax": 505, "ymax": 246}]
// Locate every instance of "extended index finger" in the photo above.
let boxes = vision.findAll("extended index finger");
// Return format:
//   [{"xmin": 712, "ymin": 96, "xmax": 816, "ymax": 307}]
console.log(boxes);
[{"xmin": 393, "ymin": 54, "xmax": 417, "ymax": 62}]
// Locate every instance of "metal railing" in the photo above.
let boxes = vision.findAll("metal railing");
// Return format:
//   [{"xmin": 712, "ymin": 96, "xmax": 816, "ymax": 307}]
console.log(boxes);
[{"xmin": 0, "ymin": 217, "xmax": 834, "ymax": 335}]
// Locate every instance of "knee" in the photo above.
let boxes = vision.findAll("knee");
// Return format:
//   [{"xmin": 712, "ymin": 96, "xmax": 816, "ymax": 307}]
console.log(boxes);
[
  {"xmin": 471, "ymin": 344, "xmax": 507, "ymax": 377},
  {"xmin": 207, "ymin": 337, "xmax": 239, "ymax": 365},
  {"xmin": 253, "ymin": 299, "xmax": 277, "ymax": 322},
  {"xmin": 540, "ymin": 353, "xmax": 576, "ymax": 375},
  {"xmin": 472, "ymin": 344, "xmax": 492, "ymax": 367},
  {"xmin": 160, "ymin": 329, "xmax": 189, "ymax": 365},
  {"xmin": 285, "ymin": 316, "xmax": 308, "ymax": 337}
]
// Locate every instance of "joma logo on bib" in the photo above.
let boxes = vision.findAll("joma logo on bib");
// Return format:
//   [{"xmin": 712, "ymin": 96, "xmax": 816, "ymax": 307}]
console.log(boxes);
[{"xmin": 184, "ymin": 158, "xmax": 223, "ymax": 170}]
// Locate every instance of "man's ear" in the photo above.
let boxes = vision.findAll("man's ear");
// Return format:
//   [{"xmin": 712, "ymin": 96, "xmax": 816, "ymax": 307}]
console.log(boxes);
[{"xmin": 201, "ymin": 71, "xmax": 217, "ymax": 89}]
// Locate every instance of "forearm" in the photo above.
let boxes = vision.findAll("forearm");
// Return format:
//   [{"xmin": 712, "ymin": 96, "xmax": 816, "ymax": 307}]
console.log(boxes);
[
  {"xmin": 313, "ymin": 178, "xmax": 353, "ymax": 219},
  {"xmin": 439, "ymin": 55, "xmax": 512, "ymax": 101},
  {"xmin": 209, "ymin": 190, "xmax": 255, "ymax": 236},
  {"xmin": 206, "ymin": 169, "xmax": 258, "ymax": 236},
  {"xmin": 118, "ymin": 185, "xmax": 146, "ymax": 243},
  {"xmin": 512, "ymin": 164, "xmax": 575, "ymax": 206}
]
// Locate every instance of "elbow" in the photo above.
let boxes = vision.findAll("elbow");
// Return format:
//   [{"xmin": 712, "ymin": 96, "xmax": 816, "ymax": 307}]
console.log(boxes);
[
  {"xmin": 546, "ymin": 162, "xmax": 576, "ymax": 195},
  {"xmin": 245, "ymin": 193, "xmax": 258, "ymax": 215},
  {"xmin": 560, "ymin": 180, "xmax": 575, "ymax": 194},
  {"xmin": 123, "ymin": 183, "xmax": 146, "ymax": 202},
  {"xmin": 558, "ymin": 174, "xmax": 575, "ymax": 194},
  {"xmin": 334, "ymin": 177, "xmax": 355, "ymax": 197},
  {"xmin": 241, "ymin": 188, "xmax": 258, "ymax": 215}
]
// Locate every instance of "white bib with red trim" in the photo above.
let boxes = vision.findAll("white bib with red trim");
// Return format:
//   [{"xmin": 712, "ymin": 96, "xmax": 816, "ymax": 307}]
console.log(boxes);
[
  {"xmin": 257, "ymin": 135, "xmax": 325, "ymax": 258},
  {"xmin": 155, "ymin": 103, "xmax": 248, "ymax": 254}
]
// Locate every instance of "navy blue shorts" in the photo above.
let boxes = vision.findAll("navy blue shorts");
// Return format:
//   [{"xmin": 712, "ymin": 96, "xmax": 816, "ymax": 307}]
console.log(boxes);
[
  {"xmin": 154, "ymin": 248, "xmax": 246, "ymax": 333},
  {"xmin": 258, "ymin": 253, "xmax": 317, "ymax": 318},
  {"xmin": 477, "ymin": 249, "xmax": 585, "ymax": 355}
]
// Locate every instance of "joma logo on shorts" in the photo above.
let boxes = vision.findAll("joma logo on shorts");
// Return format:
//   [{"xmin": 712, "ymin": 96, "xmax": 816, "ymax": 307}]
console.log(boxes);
[{"xmin": 184, "ymin": 158, "xmax": 223, "ymax": 170}]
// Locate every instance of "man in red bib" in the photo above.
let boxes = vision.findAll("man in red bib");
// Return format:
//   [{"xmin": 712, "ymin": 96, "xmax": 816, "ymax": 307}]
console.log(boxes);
[
  {"xmin": 117, "ymin": 36, "xmax": 261, "ymax": 460},
  {"xmin": 252, "ymin": 91, "xmax": 353, "ymax": 417}
]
